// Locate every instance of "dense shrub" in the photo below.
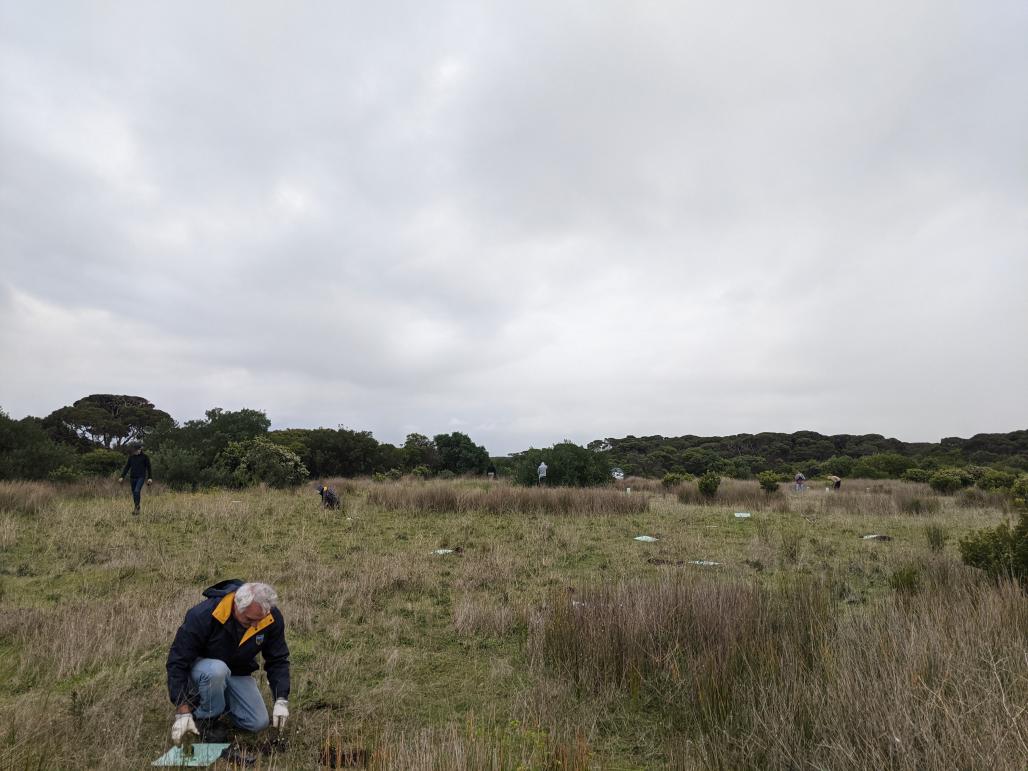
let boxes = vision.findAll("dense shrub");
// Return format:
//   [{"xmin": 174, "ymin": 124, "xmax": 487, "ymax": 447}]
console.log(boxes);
[
  {"xmin": 756, "ymin": 471, "xmax": 780, "ymax": 494},
  {"xmin": 47, "ymin": 465, "xmax": 82, "ymax": 483},
  {"xmin": 901, "ymin": 468, "xmax": 931, "ymax": 483},
  {"xmin": 850, "ymin": 452, "xmax": 917, "ymax": 479},
  {"xmin": 78, "ymin": 449, "xmax": 126, "ymax": 477},
  {"xmin": 697, "ymin": 471, "xmax": 721, "ymax": 498},
  {"xmin": 929, "ymin": 468, "xmax": 967, "ymax": 494},
  {"xmin": 434, "ymin": 432, "xmax": 490, "ymax": 475},
  {"xmin": 821, "ymin": 455, "xmax": 855, "ymax": 477},
  {"xmin": 510, "ymin": 442, "xmax": 611, "ymax": 487},
  {"xmin": 217, "ymin": 437, "xmax": 309, "ymax": 488},
  {"xmin": 977, "ymin": 468, "xmax": 1016, "ymax": 491},
  {"xmin": 958, "ymin": 511, "xmax": 1028, "ymax": 585},
  {"xmin": 150, "ymin": 447, "xmax": 204, "ymax": 490},
  {"xmin": 0, "ymin": 410, "xmax": 78, "ymax": 480},
  {"xmin": 662, "ymin": 472, "xmax": 691, "ymax": 488},
  {"xmin": 1013, "ymin": 474, "xmax": 1028, "ymax": 508}
]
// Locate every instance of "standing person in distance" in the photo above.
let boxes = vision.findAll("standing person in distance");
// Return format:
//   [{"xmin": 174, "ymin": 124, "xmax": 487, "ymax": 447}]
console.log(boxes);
[
  {"xmin": 537, "ymin": 461, "xmax": 548, "ymax": 486},
  {"xmin": 119, "ymin": 442, "xmax": 152, "ymax": 514}
]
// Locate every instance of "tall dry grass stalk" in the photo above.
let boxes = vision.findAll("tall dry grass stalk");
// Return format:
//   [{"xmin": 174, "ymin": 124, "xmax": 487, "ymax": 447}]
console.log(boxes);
[
  {"xmin": 366, "ymin": 479, "xmax": 648, "ymax": 516},
  {"xmin": 530, "ymin": 564, "xmax": 1028, "ymax": 770}
]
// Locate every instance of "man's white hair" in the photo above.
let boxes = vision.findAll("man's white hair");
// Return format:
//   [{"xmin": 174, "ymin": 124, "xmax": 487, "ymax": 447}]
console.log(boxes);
[{"xmin": 234, "ymin": 582, "xmax": 278, "ymax": 615}]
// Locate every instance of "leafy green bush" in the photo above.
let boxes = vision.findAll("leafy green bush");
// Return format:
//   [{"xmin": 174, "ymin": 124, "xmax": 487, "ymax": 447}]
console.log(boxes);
[
  {"xmin": 150, "ymin": 447, "xmax": 204, "ymax": 490},
  {"xmin": 0, "ymin": 410, "xmax": 78, "ymax": 480},
  {"xmin": 78, "ymin": 449, "xmax": 125, "ymax": 477},
  {"xmin": 1013, "ymin": 474, "xmax": 1028, "ymax": 508},
  {"xmin": 901, "ymin": 468, "xmax": 931, "ymax": 483},
  {"xmin": 929, "ymin": 468, "xmax": 967, "ymax": 494},
  {"xmin": 47, "ymin": 465, "xmax": 82, "ymax": 483},
  {"xmin": 958, "ymin": 511, "xmax": 1028, "ymax": 585},
  {"xmin": 433, "ymin": 432, "xmax": 489, "ymax": 475},
  {"xmin": 756, "ymin": 471, "xmax": 780, "ymax": 494},
  {"xmin": 697, "ymin": 471, "xmax": 721, "ymax": 498},
  {"xmin": 850, "ymin": 452, "xmax": 916, "ymax": 479},
  {"xmin": 973, "ymin": 468, "xmax": 1015, "ymax": 491},
  {"xmin": 821, "ymin": 455, "xmax": 855, "ymax": 477},
  {"xmin": 386, "ymin": 468, "xmax": 403, "ymax": 481},
  {"xmin": 661, "ymin": 472, "xmax": 691, "ymax": 488},
  {"xmin": 411, "ymin": 465, "xmax": 431, "ymax": 479},
  {"xmin": 510, "ymin": 442, "xmax": 611, "ymax": 487},
  {"xmin": 218, "ymin": 438, "xmax": 309, "ymax": 488}
]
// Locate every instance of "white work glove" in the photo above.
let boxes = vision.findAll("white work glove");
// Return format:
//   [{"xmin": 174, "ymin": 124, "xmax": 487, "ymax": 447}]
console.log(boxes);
[
  {"xmin": 171, "ymin": 712, "xmax": 198, "ymax": 744},
  {"xmin": 272, "ymin": 698, "xmax": 289, "ymax": 729}
]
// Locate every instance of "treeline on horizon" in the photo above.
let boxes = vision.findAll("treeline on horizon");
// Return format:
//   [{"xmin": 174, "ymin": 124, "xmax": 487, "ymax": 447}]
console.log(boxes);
[{"xmin": 1, "ymin": 394, "xmax": 1026, "ymax": 490}]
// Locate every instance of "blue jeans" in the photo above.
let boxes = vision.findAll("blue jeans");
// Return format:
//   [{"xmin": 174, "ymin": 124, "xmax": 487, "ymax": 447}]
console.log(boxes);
[
  {"xmin": 130, "ymin": 477, "xmax": 146, "ymax": 507},
  {"xmin": 190, "ymin": 658, "xmax": 269, "ymax": 732}
]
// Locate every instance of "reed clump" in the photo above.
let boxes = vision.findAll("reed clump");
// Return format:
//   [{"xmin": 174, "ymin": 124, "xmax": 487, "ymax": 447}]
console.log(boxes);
[{"xmin": 530, "ymin": 566, "xmax": 1027, "ymax": 770}]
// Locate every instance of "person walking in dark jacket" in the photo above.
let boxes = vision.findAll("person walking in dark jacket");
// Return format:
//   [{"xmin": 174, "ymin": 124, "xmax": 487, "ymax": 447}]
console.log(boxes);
[
  {"xmin": 119, "ymin": 442, "xmax": 152, "ymax": 514},
  {"xmin": 166, "ymin": 579, "xmax": 291, "ymax": 744}
]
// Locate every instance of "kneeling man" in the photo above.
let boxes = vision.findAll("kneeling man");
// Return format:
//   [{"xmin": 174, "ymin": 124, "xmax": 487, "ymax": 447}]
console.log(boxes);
[{"xmin": 166, "ymin": 580, "xmax": 290, "ymax": 743}]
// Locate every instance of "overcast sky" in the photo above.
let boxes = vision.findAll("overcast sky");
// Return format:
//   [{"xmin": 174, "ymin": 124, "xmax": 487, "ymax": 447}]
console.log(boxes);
[{"xmin": 1, "ymin": 2, "xmax": 1026, "ymax": 454}]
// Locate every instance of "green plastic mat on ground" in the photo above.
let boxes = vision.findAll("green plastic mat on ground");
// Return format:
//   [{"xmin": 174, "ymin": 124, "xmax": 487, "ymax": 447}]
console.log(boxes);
[{"xmin": 152, "ymin": 743, "xmax": 230, "ymax": 767}]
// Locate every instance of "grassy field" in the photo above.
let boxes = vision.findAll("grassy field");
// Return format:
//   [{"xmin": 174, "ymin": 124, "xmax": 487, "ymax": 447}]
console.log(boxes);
[{"xmin": 0, "ymin": 478, "xmax": 1024, "ymax": 769}]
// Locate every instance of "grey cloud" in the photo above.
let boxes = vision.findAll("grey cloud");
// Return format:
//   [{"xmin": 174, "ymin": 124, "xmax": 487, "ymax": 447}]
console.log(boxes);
[{"xmin": 2, "ymin": 1, "xmax": 1026, "ymax": 454}]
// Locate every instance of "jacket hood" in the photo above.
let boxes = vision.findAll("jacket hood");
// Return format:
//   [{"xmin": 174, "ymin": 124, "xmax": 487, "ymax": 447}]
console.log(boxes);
[{"xmin": 202, "ymin": 579, "xmax": 245, "ymax": 599}]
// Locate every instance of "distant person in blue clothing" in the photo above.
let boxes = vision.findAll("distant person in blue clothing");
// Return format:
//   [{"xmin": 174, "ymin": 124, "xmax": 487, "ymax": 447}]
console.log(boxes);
[
  {"xmin": 316, "ymin": 483, "xmax": 340, "ymax": 510},
  {"xmin": 118, "ymin": 442, "xmax": 152, "ymax": 514},
  {"xmin": 166, "ymin": 580, "xmax": 291, "ymax": 744}
]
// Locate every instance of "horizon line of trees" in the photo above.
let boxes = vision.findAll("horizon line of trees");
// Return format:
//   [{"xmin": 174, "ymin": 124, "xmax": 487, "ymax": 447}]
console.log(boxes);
[
  {"xmin": 1, "ymin": 394, "xmax": 1026, "ymax": 490},
  {"xmin": 592, "ymin": 429, "xmax": 1028, "ymax": 480}
]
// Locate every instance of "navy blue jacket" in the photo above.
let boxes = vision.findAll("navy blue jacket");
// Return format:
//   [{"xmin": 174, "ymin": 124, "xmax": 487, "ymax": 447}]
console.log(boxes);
[
  {"xmin": 121, "ymin": 452, "xmax": 152, "ymax": 480},
  {"xmin": 166, "ymin": 579, "xmax": 290, "ymax": 707}
]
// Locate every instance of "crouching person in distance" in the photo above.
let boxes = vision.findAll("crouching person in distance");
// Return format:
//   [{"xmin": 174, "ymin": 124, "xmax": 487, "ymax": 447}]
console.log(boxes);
[
  {"xmin": 166, "ymin": 580, "xmax": 290, "ymax": 744},
  {"xmin": 317, "ymin": 483, "xmax": 340, "ymax": 510}
]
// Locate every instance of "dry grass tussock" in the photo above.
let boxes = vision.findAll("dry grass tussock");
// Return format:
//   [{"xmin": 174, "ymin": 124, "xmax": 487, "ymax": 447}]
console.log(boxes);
[
  {"xmin": 452, "ymin": 594, "xmax": 518, "ymax": 637},
  {"xmin": 671, "ymin": 477, "xmax": 1004, "ymax": 519},
  {"xmin": 0, "ymin": 480, "xmax": 57, "ymax": 514},
  {"xmin": 366, "ymin": 479, "xmax": 648, "ymax": 516},
  {"xmin": 531, "ymin": 563, "xmax": 1028, "ymax": 770}
]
